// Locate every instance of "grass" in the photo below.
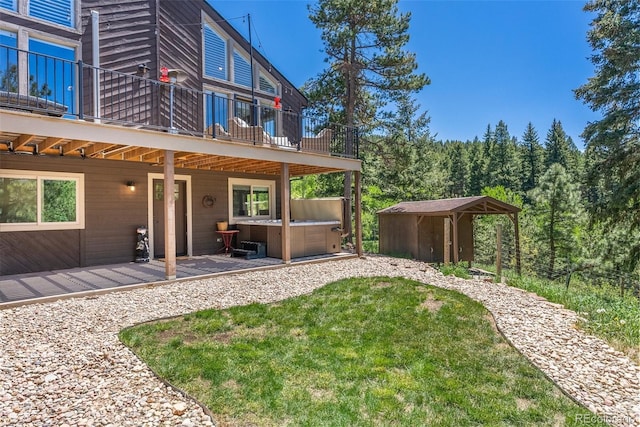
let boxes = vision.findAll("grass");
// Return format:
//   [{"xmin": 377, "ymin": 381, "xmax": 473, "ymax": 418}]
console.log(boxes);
[{"xmin": 120, "ymin": 277, "xmax": 604, "ymax": 426}]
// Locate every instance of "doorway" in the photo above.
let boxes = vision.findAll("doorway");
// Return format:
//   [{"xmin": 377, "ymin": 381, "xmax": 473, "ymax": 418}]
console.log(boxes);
[{"xmin": 152, "ymin": 179, "xmax": 187, "ymax": 258}]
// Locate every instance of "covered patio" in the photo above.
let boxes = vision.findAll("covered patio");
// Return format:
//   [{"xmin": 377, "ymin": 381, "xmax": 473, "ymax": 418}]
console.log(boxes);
[{"xmin": 0, "ymin": 252, "xmax": 357, "ymax": 308}]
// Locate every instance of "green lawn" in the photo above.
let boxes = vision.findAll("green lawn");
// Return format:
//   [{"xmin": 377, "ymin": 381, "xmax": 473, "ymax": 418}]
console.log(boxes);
[{"xmin": 120, "ymin": 277, "xmax": 605, "ymax": 426}]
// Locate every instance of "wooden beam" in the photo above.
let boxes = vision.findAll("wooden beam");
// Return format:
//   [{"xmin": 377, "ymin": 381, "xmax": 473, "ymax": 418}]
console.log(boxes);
[
  {"xmin": 62, "ymin": 140, "xmax": 91, "ymax": 155},
  {"xmin": 84, "ymin": 142, "xmax": 119, "ymax": 157},
  {"xmin": 355, "ymin": 170, "xmax": 363, "ymax": 257},
  {"xmin": 164, "ymin": 150, "xmax": 176, "ymax": 280},
  {"xmin": 453, "ymin": 212, "xmax": 459, "ymax": 264},
  {"xmin": 14, "ymin": 134, "xmax": 36, "ymax": 150},
  {"xmin": 38, "ymin": 137, "xmax": 64, "ymax": 152},
  {"xmin": 443, "ymin": 217, "xmax": 451, "ymax": 265},
  {"xmin": 281, "ymin": 163, "xmax": 291, "ymax": 263}
]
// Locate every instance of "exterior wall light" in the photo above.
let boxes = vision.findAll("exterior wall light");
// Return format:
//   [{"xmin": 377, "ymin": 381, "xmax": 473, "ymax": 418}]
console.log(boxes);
[{"xmin": 126, "ymin": 181, "xmax": 136, "ymax": 192}]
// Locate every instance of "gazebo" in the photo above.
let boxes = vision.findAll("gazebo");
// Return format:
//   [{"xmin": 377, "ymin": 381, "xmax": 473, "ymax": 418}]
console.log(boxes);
[{"xmin": 377, "ymin": 196, "xmax": 521, "ymax": 271}]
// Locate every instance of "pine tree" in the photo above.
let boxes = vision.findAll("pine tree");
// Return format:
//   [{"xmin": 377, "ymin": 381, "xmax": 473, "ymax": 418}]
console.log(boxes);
[
  {"xmin": 468, "ymin": 137, "xmax": 485, "ymax": 196},
  {"xmin": 530, "ymin": 164, "xmax": 585, "ymax": 279},
  {"xmin": 520, "ymin": 122, "xmax": 545, "ymax": 196},
  {"xmin": 306, "ymin": 0, "xmax": 430, "ymax": 241},
  {"xmin": 574, "ymin": 0, "xmax": 640, "ymax": 269},
  {"xmin": 489, "ymin": 120, "xmax": 520, "ymax": 190},
  {"xmin": 446, "ymin": 141, "xmax": 469, "ymax": 197}
]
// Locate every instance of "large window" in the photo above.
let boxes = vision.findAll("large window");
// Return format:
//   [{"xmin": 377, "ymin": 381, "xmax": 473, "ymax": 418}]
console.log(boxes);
[
  {"xmin": 0, "ymin": 170, "xmax": 85, "ymax": 231},
  {"xmin": 28, "ymin": 38, "xmax": 76, "ymax": 112},
  {"xmin": 228, "ymin": 178, "xmax": 275, "ymax": 222},
  {"xmin": 0, "ymin": 31, "xmax": 18, "ymax": 92},
  {"xmin": 29, "ymin": 0, "xmax": 74, "ymax": 28},
  {"xmin": 205, "ymin": 91, "xmax": 229, "ymax": 133},
  {"xmin": 233, "ymin": 49, "xmax": 251, "ymax": 87},
  {"xmin": 259, "ymin": 73, "xmax": 276, "ymax": 94},
  {"xmin": 203, "ymin": 23, "xmax": 227, "ymax": 80}
]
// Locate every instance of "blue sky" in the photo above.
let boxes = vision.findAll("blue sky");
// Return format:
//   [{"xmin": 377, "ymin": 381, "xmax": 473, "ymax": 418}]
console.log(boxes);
[{"xmin": 211, "ymin": 0, "xmax": 601, "ymax": 149}]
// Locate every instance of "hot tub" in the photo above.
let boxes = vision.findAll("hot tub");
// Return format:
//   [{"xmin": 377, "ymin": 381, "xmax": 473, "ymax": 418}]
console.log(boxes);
[{"xmin": 235, "ymin": 219, "xmax": 342, "ymax": 258}]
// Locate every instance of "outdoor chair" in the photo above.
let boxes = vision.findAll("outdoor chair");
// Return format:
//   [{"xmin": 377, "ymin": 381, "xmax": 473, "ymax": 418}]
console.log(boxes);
[
  {"xmin": 206, "ymin": 123, "xmax": 231, "ymax": 140},
  {"xmin": 228, "ymin": 117, "xmax": 271, "ymax": 145},
  {"xmin": 301, "ymin": 128, "xmax": 333, "ymax": 154}
]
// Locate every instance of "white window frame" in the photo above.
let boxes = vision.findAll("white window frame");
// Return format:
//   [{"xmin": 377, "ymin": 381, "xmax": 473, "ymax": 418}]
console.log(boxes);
[
  {"xmin": 202, "ymin": 19, "xmax": 228, "ymax": 81},
  {"xmin": 228, "ymin": 178, "xmax": 275, "ymax": 224},
  {"xmin": 0, "ymin": 169, "xmax": 85, "ymax": 232},
  {"xmin": 258, "ymin": 72, "xmax": 277, "ymax": 95}
]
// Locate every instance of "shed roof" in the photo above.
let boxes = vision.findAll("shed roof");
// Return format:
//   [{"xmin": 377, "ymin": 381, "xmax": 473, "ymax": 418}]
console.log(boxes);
[{"xmin": 377, "ymin": 196, "xmax": 521, "ymax": 216}]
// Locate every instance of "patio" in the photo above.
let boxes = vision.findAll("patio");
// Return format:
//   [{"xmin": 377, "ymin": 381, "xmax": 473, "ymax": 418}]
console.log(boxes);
[{"xmin": 0, "ymin": 253, "xmax": 356, "ymax": 308}]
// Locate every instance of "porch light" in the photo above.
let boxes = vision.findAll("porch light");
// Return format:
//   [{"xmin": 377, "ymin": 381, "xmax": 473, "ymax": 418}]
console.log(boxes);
[{"xmin": 126, "ymin": 181, "xmax": 136, "ymax": 192}]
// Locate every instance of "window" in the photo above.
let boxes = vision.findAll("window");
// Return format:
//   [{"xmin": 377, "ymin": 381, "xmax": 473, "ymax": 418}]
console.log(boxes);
[
  {"xmin": 205, "ymin": 91, "xmax": 229, "ymax": 133},
  {"xmin": 0, "ymin": 31, "xmax": 18, "ymax": 93},
  {"xmin": 0, "ymin": 170, "xmax": 85, "ymax": 231},
  {"xmin": 228, "ymin": 178, "xmax": 275, "ymax": 222},
  {"xmin": 30, "ymin": 0, "xmax": 74, "ymax": 28},
  {"xmin": 203, "ymin": 23, "xmax": 227, "ymax": 80},
  {"xmin": 259, "ymin": 74, "xmax": 276, "ymax": 94},
  {"xmin": 0, "ymin": 0, "xmax": 16, "ymax": 12},
  {"xmin": 28, "ymin": 38, "xmax": 76, "ymax": 112},
  {"xmin": 233, "ymin": 49, "xmax": 251, "ymax": 87}
]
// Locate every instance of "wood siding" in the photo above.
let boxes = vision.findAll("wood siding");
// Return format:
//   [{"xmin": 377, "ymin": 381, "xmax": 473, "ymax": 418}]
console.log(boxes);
[
  {"xmin": 379, "ymin": 214, "xmax": 475, "ymax": 263},
  {"xmin": 0, "ymin": 154, "xmax": 282, "ymax": 275}
]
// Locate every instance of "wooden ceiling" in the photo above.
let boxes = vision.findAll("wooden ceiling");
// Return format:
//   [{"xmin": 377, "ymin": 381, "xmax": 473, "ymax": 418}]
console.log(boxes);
[{"xmin": 0, "ymin": 128, "xmax": 348, "ymax": 177}]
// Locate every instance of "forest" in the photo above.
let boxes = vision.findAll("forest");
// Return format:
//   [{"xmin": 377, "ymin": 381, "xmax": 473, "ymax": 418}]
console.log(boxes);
[{"xmin": 295, "ymin": 0, "xmax": 640, "ymax": 295}]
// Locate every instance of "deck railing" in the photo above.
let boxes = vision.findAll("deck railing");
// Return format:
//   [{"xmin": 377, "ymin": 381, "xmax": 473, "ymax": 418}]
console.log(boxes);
[{"xmin": 0, "ymin": 45, "xmax": 359, "ymax": 159}]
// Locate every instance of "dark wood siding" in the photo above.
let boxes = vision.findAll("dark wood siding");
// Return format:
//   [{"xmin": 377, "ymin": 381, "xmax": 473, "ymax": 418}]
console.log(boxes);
[
  {"xmin": 1, "ymin": 154, "xmax": 283, "ymax": 275},
  {"xmin": 80, "ymin": 0, "xmax": 160, "ymax": 125},
  {"xmin": 378, "ymin": 214, "xmax": 418, "ymax": 259},
  {"xmin": 379, "ymin": 214, "xmax": 475, "ymax": 263}
]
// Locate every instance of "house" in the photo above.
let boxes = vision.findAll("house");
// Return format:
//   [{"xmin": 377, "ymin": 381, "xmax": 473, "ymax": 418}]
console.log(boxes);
[
  {"xmin": 0, "ymin": 0, "xmax": 363, "ymax": 278},
  {"xmin": 378, "ymin": 196, "xmax": 520, "ymax": 269}
]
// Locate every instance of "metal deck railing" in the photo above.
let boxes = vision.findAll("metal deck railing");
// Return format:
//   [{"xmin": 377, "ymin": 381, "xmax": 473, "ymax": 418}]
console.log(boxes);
[{"xmin": 0, "ymin": 45, "xmax": 359, "ymax": 159}]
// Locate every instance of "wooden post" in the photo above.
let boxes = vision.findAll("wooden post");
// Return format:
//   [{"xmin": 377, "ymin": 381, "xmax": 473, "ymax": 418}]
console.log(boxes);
[
  {"xmin": 443, "ymin": 217, "xmax": 451, "ymax": 265},
  {"xmin": 164, "ymin": 150, "xmax": 176, "ymax": 280},
  {"xmin": 514, "ymin": 212, "xmax": 521, "ymax": 275},
  {"xmin": 452, "ymin": 212, "xmax": 459, "ymax": 264},
  {"xmin": 496, "ymin": 223, "xmax": 502, "ymax": 282},
  {"xmin": 280, "ymin": 163, "xmax": 291, "ymax": 264},
  {"xmin": 354, "ymin": 170, "xmax": 363, "ymax": 257}
]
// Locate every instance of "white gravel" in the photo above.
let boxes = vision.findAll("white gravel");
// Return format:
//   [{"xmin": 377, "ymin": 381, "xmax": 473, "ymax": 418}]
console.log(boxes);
[{"xmin": 1, "ymin": 256, "xmax": 638, "ymax": 427}]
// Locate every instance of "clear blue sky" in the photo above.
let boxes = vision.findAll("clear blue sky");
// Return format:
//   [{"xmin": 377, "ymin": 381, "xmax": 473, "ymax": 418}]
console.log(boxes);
[{"xmin": 211, "ymin": 0, "xmax": 601, "ymax": 149}]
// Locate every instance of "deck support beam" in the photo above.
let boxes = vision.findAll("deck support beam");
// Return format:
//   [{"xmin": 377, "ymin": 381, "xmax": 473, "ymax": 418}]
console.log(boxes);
[
  {"xmin": 355, "ymin": 170, "xmax": 363, "ymax": 257},
  {"xmin": 281, "ymin": 163, "xmax": 291, "ymax": 263},
  {"xmin": 164, "ymin": 150, "xmax": 176, "ymax": 280}
]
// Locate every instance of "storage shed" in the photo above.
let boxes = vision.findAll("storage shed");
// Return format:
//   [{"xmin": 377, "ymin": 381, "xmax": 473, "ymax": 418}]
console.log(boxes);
[{"xmin": 378, "ymin": 196, "xmax": 521, "ymax": 269}]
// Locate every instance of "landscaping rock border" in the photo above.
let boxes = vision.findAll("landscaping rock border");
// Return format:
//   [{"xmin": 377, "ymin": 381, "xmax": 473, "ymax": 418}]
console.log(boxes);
[{"xmin": 0, "ymin": 256, "xmax": 638, "ymax": 426}]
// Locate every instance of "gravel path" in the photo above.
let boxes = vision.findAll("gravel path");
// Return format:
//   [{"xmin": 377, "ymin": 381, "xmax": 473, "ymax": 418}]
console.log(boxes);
[{"xmin": 1, "ymin": 256, "xmax": 638, "ymax": 427}]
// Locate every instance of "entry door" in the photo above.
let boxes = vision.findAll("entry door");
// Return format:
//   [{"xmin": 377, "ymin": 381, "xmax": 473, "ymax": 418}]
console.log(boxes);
[{"xmin": 153, "ymin": 179, "xmax": 187, "ymax": 258}]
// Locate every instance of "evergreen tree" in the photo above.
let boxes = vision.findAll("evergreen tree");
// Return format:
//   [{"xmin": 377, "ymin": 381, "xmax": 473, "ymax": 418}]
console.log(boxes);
[
  {"xmin": 468, "ymin": 137, "xmax": 485, "ymax": 196},
  {"xmin": 520, "ymin": 122, "xmax": 545, "ymax": 196},
  {"xmin": 530, "ymin": 164, "xmax": 585, "ymax": 279},
  {"xmin": 306, "ymin": 0, "xmax": 430, "ymax": 242},
  {"xmin": 574, "ymin": 0, "xmax": 640, "ymax": 269},
  {"xmin": 544, "ymin": 119, "xmax": 575, "ymax": 172},
  {"xmin": 489, "ymin": 120, "xmax": 520, "ymax": 190},
  {"xmin": 446, "ymin": 141, "xmax": 469, "ymax": 197}
]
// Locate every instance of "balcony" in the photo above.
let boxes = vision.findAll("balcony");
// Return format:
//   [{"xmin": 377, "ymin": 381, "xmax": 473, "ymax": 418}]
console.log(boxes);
[{"xmin": 0, "ymin": 45, "xmax": 359, "ymax": 162}]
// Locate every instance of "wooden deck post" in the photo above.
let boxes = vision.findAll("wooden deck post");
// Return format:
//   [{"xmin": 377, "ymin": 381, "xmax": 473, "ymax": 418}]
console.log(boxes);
[
  {"xmin": 452, "ymin": 212, "xmax": 459, "ymax": 264},
  {"xmin": 281, "ymin": 163, "xmax": 291, "ymax": 264},
  {"xmin": 443, "ymin": 217, "xmax": 451, "ymax": 265},
  {"xmin": 355, "ymin": 170, "xmax": 363, "ymax": 257},
  {"xmin": 164, "ymin": 149, "xmax": 176, "ymax": 280}
]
